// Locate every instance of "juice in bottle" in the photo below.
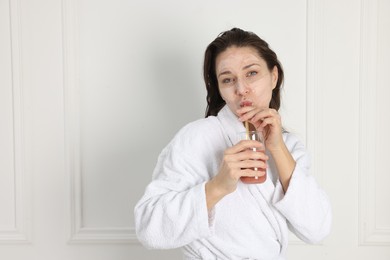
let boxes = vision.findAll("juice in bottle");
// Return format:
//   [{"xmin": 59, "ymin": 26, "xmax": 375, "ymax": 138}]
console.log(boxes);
[{"xmin": 239, "ymin": 126, "xmax": 267, "ymax": 184}]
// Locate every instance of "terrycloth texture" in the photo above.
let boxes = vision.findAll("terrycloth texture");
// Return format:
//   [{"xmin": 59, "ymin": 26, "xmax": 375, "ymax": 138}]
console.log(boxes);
[{"xmin": 134, "ymin": 105, "xmax": 332, "ymax": 259}]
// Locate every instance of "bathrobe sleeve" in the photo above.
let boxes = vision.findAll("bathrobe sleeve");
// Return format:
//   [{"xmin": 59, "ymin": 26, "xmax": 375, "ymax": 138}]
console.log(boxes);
[
  {"xmin": 134, "ymin": 119, "xmax": 221, "ymax": 249},
  {"xmin": 272, "ymin": 133, "xmax": 332, "ymax": 244}
]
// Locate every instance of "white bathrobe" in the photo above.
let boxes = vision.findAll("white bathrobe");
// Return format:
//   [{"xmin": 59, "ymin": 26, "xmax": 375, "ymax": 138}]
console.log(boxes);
[{"xmin": 134, "ymin": 105, "xmax": 332, "ymax": 260}]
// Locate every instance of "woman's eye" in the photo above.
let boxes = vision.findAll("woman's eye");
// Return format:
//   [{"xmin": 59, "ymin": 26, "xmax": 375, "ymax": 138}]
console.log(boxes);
[
  {"xmin": 247, "ymin": 71, "xmax": 257, "ymax": 77},
  {"xmin": 222, "ymin": 78, "xmax": 232, "ymax": 84}
]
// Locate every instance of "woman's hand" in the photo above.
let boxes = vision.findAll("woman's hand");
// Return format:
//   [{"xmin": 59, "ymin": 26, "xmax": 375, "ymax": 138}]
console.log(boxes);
[
  {"xmin": 236, "ymin": 106, "xmax": 296, "ymax": 193},
  {"xmin": 205, "ymin": 140, "xmax": 268, "ymax": 210},
  {"xmin": 237, "ymin": 106, "xmax": 283, "ymax": 152}
]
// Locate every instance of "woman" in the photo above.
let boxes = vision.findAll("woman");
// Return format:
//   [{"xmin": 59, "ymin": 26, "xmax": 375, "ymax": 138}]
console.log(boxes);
[{"xmin": 134, "ymin": 28, "xmax": 332, "ymax": 259}]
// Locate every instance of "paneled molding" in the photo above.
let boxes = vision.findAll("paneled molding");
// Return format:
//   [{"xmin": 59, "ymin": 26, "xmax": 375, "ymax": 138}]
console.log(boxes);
[
  {"xmin": 306, "ymin": 0, "xmax": 324, "ymax": 185},
  {"xmin": 358, "ymin": 0, "xmax": 390, "ymax": 246},
  {"xmin": 0, "ymin": 0, "xmax": 31, "ymax": 244},
  {"xmin": 62, "ymin": 0, "xmax": 137, "ymax": 244}
]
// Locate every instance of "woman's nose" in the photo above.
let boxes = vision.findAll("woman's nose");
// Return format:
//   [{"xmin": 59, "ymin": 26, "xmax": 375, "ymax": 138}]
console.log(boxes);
[{"xmin": 236, "ymin": 79, "xmax": 250, "ymax": 95}]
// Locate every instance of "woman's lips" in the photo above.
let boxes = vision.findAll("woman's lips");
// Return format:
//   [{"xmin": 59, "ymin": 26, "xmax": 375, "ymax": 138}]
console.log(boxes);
[{"xmin": 240, "ymin": 101, "xmax": 253, "ymax": 107}]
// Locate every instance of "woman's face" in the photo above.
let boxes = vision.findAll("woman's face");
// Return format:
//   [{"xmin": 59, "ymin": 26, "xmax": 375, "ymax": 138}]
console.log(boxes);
[{"xmin": 215, "ymin": 46, "xmax": 278, "ymax": 116}]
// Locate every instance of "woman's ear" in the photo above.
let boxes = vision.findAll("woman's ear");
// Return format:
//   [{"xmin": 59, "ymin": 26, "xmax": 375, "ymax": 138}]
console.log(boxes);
[{"xmin": 271, "ymin": 66, "xmax": 278, "ymax": 89}]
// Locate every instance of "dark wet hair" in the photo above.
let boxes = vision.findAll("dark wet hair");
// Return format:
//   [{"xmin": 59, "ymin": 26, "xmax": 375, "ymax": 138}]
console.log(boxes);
[{"xmin": 203, "ymin": 28, "xmax": 284, "ymax": 117}]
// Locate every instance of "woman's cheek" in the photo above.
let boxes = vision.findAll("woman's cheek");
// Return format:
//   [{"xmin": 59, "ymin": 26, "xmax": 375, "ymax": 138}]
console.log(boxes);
[{"xmin": 253, "ymin": 89, "xmax": 273, "ymax": 107}]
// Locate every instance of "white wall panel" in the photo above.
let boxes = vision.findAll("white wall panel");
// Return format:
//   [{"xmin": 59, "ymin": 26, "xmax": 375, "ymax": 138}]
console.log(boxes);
[
  {"xmin": 359, "ymin": 0, "xmax": 390, "ymax": 246},
  {"xmin": 375, "ymin": 0, "xmax": 390, "ymax": 232},
  {"xmin": 63, "ymin": 0, "xmax": 136, "ymax": 243},
  {"xmin": 0, "ymin": 0, "xmax": 29, "ymax": 243},
  {"xmin": 0, "ymin": 0, "xmax": 16, "ymax": 232}
]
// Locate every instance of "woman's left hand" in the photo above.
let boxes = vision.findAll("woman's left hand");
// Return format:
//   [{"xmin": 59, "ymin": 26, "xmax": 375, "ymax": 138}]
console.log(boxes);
[{"xmin": 237, "ymin": 106, "xmax": 283, "ymax": 152}]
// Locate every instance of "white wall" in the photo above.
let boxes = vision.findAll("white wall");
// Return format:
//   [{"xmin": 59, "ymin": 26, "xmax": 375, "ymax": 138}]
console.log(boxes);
[{"xmin": 0, "ymin": 0, "xmax": 389, "ymax": 259}]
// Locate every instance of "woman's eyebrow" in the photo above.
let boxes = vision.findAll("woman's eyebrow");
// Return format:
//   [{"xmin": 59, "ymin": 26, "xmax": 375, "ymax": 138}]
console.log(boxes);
[
  {"xmin": 242, "ymin": 63, "xmax": 261, "ymax": 70},
  {"xmin": 217, "ymin": 70, "xmax": 232, "ymax": 78}
]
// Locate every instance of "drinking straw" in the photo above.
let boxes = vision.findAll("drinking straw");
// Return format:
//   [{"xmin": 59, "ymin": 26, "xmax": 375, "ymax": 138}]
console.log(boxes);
[{"xmin": 245, "ymin": 121, "xmax": 250, "ymax": 140}]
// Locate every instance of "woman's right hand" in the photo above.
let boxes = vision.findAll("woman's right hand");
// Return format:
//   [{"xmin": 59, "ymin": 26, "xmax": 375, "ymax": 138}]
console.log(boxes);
[{"xmin": 205, "ymin": 140, "xmax": 268, "ymax": 210}]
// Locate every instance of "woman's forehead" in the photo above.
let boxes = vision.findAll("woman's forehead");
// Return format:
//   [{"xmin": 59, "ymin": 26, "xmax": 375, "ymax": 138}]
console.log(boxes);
[{"xmin": 216, "ymin": 46, "xmax": 265, "ymax": 72}]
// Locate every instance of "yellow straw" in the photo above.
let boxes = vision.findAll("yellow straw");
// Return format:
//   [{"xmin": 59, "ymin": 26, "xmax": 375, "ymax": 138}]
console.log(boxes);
[{"xmin": 245, "ymin": 121, "xmax": 250, "ymax": 140}]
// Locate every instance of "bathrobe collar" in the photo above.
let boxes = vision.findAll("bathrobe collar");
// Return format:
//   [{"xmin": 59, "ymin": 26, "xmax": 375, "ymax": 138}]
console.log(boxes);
[
  {"xmin": 216, "ymin": 105, "xmax": 288, "ymax": 254},
  {"xmin": 216, "ymin": 105, "xmax": 246, "ymax": 147}
]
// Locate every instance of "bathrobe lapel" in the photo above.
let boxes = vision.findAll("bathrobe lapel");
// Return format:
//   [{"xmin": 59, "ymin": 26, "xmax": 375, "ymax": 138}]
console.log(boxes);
[{"xmin": 216, "ymin": 105, "xmax": 288, "ymax": 254}]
